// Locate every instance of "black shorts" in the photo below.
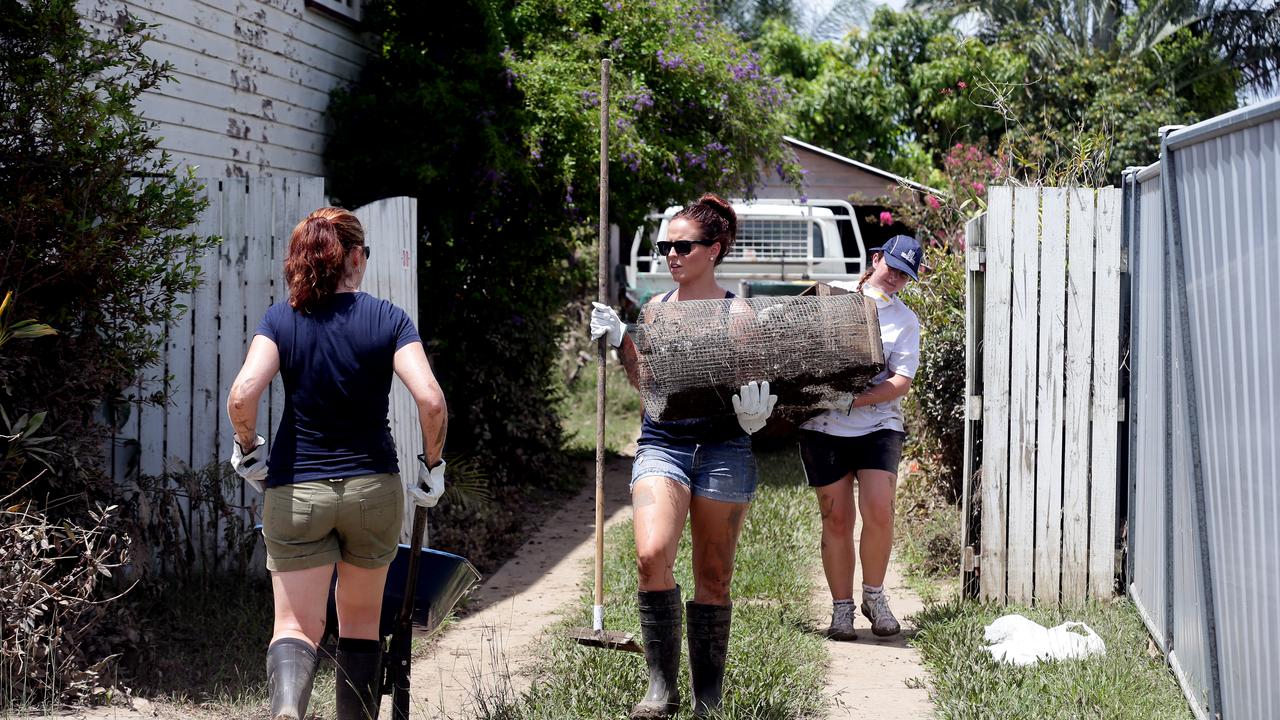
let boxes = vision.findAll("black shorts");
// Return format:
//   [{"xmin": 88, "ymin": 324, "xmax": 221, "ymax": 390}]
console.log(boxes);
[{"xmin": 797, "ymin": 429, "xmax": 906, "ymax": 487}]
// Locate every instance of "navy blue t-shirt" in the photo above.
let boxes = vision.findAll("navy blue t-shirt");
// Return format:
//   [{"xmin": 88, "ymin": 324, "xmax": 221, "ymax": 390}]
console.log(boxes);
[{"xmin": 255, "ymin": 292, "xmax": 421, "ymax": 487}]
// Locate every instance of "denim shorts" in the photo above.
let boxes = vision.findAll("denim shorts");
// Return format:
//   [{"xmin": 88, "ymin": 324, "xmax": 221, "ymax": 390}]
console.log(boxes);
[
  {"xmin": 262, "ymin": 473, "xmax": 404, "ymax": 572},
  {"xmin": 631, "ymin": 436, "xmax": 758, "ymax": 504}
]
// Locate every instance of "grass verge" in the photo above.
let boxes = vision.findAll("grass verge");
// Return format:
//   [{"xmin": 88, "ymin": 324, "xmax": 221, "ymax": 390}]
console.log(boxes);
[
  {"xmin": 913, "ymin": 598, "xmax": 1191, "ymax": 719},
  {"xmin": 466, "ymin": 449, "xmax": 826, "ymax": 720},
  {"xmin": 893, "ymin": 456, "xmax": 962, "ymax": 605},
  {"xmin": 558, "ymin": 358, "xmax": 643, "ymax": 456}
]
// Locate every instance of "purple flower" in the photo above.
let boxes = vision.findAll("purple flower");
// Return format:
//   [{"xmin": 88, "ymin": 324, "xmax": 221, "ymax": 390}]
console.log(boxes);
[
  {"xmin": 628, "ymin": 90, "xmax": 654, "ymax": 111},
  {"xmin": 657, "ymin": 49, "xmax": 686, "ymax": 70},
  {"xmin": 604, "ymin": 0, "xmax": 623, "ymax": 10}
]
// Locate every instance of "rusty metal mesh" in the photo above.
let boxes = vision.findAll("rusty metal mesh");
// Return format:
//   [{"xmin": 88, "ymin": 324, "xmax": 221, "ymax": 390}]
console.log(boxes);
[{"xmin": 629, "ymin": 293, "xmax": 884, "ymax": 422}]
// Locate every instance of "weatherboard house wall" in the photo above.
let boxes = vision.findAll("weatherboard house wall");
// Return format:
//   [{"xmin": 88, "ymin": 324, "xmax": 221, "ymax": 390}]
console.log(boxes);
[{"xmin": 77, "ymin": 0, "xmax": 371, "ymax": 178}]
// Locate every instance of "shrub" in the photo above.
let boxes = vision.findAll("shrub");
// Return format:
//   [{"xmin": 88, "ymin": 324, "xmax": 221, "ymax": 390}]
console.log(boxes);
[
  {"xmin": 1, "ymin": 501, "xmax": 130, "ymax": 708},
  {"xmin": 0, "ymin": 0, "xmax": 213, "ymax": 502},
  {"xmin": 0, "ymin": 2, "xmax": 214, "ymax": 706},
  {"xmin": 326, "ymin": 0, "xmax": 800, "ymax": 492},
  {"xmin": 900, "ymin": 245, "xmax": 966, "ymax": 501}
]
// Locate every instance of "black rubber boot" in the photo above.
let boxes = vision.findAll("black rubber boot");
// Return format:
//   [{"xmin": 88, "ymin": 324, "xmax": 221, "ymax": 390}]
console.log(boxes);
[
  {"xmin": 687, "ymin": 601, "xmax": 732, "ymax": 718},
  {"xmin": 266, "ymin": 638, "xmax": 318, "ymax": 720},
  {"xmin": 335, "ymin": 637, "xmax": 383, "ymax": 720},
  {"xmin": 629, "ymin": 587, "xmax": 683, "ymax": 720}
]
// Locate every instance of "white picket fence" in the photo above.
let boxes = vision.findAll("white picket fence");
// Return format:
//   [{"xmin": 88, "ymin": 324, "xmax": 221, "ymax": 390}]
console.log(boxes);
[
  {"xmin": 110, "ymin": 177, "xmax": 421, "ymax": 569},
  {"xmin": 961, "ymin": 186, "xmax": 1125, "ymax": 606}
]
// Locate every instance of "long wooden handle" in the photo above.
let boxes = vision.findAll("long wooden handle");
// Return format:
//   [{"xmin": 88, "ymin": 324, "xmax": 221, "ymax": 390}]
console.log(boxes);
[{"xmin": 594, "ymin": 58, "xmax": 611, "ymax": 619}]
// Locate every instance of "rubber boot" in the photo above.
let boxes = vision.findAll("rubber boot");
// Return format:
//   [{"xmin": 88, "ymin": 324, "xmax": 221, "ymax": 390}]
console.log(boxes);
[
  {"xmin": 335, "ymin": 637, "xmax": 383, "ymax": 720},
  {"xmin": 687, "ymin": 601, "xmax": 732, "ymax": 718},
  {"xmin": 629, "ymin": 587, "xmax": 683, "ymax": 720},
  {"xmin": 266, "ymin": 638, "xmax": 318, "ymax": 720}
]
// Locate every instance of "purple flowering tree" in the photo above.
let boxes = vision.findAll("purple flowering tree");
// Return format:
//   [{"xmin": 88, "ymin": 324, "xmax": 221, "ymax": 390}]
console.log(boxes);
[{"xmin": 506, "ymin": 0, "xmax": 803, "ymax": 228}]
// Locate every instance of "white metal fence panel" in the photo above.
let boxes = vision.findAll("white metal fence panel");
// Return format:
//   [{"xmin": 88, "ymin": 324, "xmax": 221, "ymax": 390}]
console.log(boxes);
[
  {"xmin": 112, "ymin": 180, "xmax": 422, "ymax": 568},
  {"xmin": 1170, "ymin": 103, "xmax": 1280, "ymax": 720},
  {"xmin": 1125, "ymin": 96, "xmax": 1280, "ymax": 720},
  {"xmin": 965, "ymin": 186, "xmax": 1125, "ymax": 606},
  {"xmin": 1127, "ymin": 168, "xmax": 1170, "ymax": 652}
]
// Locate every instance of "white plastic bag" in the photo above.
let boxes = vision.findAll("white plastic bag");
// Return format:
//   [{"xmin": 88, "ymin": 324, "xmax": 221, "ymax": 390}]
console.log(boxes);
[{"xmin": 983, "ymin": 614, "xmax": 1105, "ymax": 666}]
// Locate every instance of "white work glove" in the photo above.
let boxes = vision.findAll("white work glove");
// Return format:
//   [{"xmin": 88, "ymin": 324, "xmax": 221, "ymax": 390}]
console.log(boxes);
[
  {"xmin": 410, "ymin": 455, "xmax": 446, "ymax": 507},
  {"xmin": 732, "ymin": 381, "xmax": 778, "ymax": 435},
  {"xmin": 230, "ymin": 434, "xmax": 267, "ymax": 494},
  {"xmin": 589, "ymin": 301, "xmax": 626, "ymax": 348}
]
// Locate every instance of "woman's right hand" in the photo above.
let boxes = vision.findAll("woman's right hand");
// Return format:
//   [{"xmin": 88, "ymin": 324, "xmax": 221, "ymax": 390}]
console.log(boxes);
[
  {"xmin": 411, "ymin": 455, "xmax": 446, "ymax": 507},
  {"xmin": 589, "ymin": 302, "xmax": 626, "ymax": 347}
]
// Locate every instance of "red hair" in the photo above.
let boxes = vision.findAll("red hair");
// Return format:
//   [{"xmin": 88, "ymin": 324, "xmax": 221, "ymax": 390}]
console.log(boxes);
[
  {"xmin": 284, "ymin": 207, "xmax": 364, "ymax": 311},
  {"xmin": 673, "ymin": 192, "xmax": 737, "ymax": 265}
]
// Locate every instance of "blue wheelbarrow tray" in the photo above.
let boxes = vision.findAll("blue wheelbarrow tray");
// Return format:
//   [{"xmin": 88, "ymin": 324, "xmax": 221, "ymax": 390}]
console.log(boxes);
[{"xmin": 319, "ymin": 544, "xmax": 481, "ymax": 647}]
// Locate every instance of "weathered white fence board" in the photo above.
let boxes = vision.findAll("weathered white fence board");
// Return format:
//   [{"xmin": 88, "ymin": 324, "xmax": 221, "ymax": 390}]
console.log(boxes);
[
  {"xmin": 966, "ymin": 185, "xmax": 1125, "ymax": 606},
  {"xmin": 1088, "ymin": 191, "xmax": 1123, "ymax": 597},
  {"xmin": 113, "ymin": 179, "xmax": 420, "ymax": 569},
  {"xmin": 979, "ymin": 186, "xmax": 1015, "ymax": 603},
  {"xmin": 1062, "ymin": 189, "xmax": 1097, "ymax": 605},
  {"xmin": 1034, "ymin": 188, "xmax": 1068, "ymax": 605},
  {"xmin": 1007, "ymin": 189, "xmax": 1041, "ymax": 603},
  {"xmin": 353, "ymin": 197, "xmax": 423, "ymax": 545}
]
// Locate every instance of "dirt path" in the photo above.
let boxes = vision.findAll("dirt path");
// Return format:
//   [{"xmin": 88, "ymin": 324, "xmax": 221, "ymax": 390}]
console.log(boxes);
[
  {"xmin": 813, "ymin": 513, "xmax": 934, "ymax": 720},
  {"xmin": 388, "ymin": 455, "xmax": 635, "ymax": 719},
  {"xmin": 40, "ymin": 457, "xmax": 937, "ymax": 720}
]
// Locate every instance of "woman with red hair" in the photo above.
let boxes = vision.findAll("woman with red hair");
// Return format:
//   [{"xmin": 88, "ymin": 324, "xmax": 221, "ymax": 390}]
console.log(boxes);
[{"xmin": 226, "ymin": 207, "xmax": 447, "ymax": 720}]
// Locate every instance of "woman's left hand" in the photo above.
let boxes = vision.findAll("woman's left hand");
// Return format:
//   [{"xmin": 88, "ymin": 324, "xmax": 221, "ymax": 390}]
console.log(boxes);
[
  {"xmin": 732, "ymin": 380, "xmax": 777, "ymax": 435},
  {"xmin": 230, "ymin": 434, "xmax": 267, "ymax": 493}
]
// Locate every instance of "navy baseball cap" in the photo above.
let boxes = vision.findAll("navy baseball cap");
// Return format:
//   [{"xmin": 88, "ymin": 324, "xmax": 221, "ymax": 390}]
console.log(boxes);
[{"xmin": 869, "ymin": 234, "xmax": 922, "ymax": 281}]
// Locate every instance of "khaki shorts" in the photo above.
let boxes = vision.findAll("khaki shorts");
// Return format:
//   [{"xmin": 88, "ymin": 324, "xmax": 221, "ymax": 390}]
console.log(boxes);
[{"xmin": 263, "ymin": 473, "xmax": 405, "ymax": 572}]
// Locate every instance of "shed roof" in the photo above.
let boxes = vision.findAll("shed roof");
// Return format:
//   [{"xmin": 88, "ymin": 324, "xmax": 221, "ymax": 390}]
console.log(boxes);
[{"xmin": 754, "ymin": 136, "xmax": 940, "ymax": 202}]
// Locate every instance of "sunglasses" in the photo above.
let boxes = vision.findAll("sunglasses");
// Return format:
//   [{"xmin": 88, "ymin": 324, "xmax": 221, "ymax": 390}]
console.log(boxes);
[
  {"xmin": 656, "ymin": 239, "xmax": 715, "ymax": 256},
  {"xmin": 352, "ymin": 245, "xmax": 370, "ymax": 259}
]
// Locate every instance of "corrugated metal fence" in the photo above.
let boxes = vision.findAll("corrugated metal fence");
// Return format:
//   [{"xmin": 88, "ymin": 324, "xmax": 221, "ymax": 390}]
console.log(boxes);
[
  {"xmin": 961, "ymin": 186, "xmax": 1125, "ymax": 606},
  {"xmin": 110, "ymin": 178, "xmax": 421, "ymax": 570},
  {"xmin": 1124, "ymin": 98, "xmax": 1280, "ymax": 719}
]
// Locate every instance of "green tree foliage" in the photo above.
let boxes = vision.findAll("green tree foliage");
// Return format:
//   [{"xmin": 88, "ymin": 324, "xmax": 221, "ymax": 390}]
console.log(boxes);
[
  {"xmin": 910, "ymin": 0, "xmax": 1280, "ymax": 93},
  {"xmin": 0, "ymin": 0, "xmax": 212, "ymax": 501},
  {"xmin": 757, "ymin": 6, "xmax": 1251, "ymax": 183},
  {"xmin": 756, "ymin": 10, "xmax": 1026, "ymax": 176},
  {"xmin": 327, "ymin": 0, "xmax": 579, "ymax": 489},
  {"xmin": 326, "ymin": 0, "xmax": 798, "ymax": 488},
  {"xmin": 508, "ymin": 0, "xmax": 802, "ymax": 229}
]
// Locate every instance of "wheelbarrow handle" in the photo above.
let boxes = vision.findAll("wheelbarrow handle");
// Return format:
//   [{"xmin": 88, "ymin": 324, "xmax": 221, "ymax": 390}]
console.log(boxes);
[{"xmin": 385, "ymin": 504, "xmax": 428, "ymax": 719}]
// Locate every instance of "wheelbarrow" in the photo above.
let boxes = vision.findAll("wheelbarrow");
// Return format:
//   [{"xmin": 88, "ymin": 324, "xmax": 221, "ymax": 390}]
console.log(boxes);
[
  {"xmin": 321, "ymin": 508, "xmax": 481, "ymax": 719},
  {"xmin": 260, "ymin": 507, "xmax": 480, "ymax": 719}
]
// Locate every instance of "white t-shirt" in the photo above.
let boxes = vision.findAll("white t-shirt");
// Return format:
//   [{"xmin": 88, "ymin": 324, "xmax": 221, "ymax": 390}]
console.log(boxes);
[{"xmin": 801, "ymin": 284, "xmax": 920, "ymax": 436}]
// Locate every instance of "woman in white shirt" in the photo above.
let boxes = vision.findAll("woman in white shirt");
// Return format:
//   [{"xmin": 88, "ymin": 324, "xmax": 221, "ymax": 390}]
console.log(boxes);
[{"xmin": 799, "ymin": 234, "xmax": 922, "ymax": 640}]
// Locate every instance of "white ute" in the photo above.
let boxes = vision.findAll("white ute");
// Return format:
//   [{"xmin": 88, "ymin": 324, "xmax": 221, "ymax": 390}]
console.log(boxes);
[{"xmin": 624, "ymin": 198, "xmax": 868, "ymax": 306}]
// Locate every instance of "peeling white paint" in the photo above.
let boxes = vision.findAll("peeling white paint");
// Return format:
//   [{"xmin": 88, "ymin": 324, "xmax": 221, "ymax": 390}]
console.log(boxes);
[{"xmin": 77, "ymin": 0, "xmax": 371, "ymax": 177}]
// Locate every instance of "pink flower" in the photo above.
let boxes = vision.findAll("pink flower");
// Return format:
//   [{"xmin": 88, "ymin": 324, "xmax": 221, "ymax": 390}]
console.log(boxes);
[
  {"xmin": 925, "ymin": 194, "xmax": 941, "ymax": 210},
  {"xmin": 879, "ymin": 210, "xmax": 893, "ymax": 225},
  {"xmin": 957, "ymin": 81, "xmax": 967, "ymax": 89},
  {"xmin": 972, "ymin": 182, "xmax": 986, "ymax": 194}
]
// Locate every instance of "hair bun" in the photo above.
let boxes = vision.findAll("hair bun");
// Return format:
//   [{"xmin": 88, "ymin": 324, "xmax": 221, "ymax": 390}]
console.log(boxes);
[{"xmin": 696, "ymin": 193, "xmax": 736, "ymax": 238}]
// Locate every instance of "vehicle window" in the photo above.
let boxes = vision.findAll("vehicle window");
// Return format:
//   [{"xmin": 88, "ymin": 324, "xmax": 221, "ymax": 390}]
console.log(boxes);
[{"xmin": 731, "ymin": 219, "xmax": 823, "ymax": 260}]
